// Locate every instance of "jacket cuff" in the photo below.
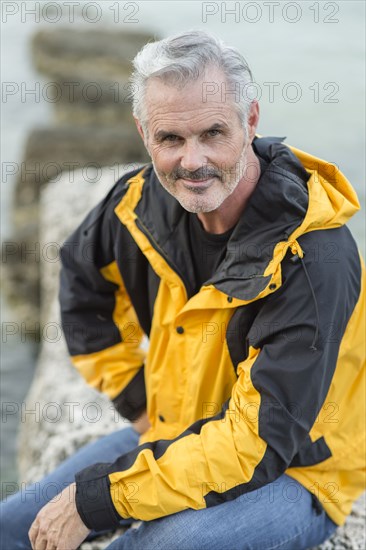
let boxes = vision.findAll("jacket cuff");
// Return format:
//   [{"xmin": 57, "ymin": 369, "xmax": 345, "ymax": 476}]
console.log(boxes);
[
  {"xmin": 75, "ymin": 466, "xmax": 123, "ymax": 531},
  {"xmin": 113, "ymin": 366, "xmax": 146, "ymax": 421}
]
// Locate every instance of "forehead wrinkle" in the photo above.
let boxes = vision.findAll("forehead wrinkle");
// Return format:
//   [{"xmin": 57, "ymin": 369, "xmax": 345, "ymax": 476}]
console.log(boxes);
[{"xmin": 147, "ymin": 102, "xmax": 231, "ymax": 118}]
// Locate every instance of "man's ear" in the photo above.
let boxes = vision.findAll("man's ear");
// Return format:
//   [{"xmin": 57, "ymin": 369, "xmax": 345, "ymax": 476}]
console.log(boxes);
[
  {"xmin": 134, "ymin": 117, "xmax": 150, "ymax": 155},
  {"xmin": 134, "ymin": 117, "xmax": 145, "ymax": 142},
  {"xmin": 247, "ymin": 100, "xmax": 260, "ymax": 143}
]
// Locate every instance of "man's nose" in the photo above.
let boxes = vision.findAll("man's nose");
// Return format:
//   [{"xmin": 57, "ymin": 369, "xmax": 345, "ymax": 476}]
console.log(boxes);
[{"xmin": 180, "ymin": 141, "xmax": 206, "ymax": 172}]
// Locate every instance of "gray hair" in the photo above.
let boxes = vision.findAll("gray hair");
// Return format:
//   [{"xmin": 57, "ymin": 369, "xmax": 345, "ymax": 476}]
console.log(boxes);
[{"xmin": 130, "ymin": 30, "xmax": 253, "ymax": 133}]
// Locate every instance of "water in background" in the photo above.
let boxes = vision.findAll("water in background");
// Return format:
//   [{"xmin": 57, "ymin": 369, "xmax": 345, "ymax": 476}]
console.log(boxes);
[{"xmin": 1, "ymin": 1, "xmax": 365, "ymax": 492}]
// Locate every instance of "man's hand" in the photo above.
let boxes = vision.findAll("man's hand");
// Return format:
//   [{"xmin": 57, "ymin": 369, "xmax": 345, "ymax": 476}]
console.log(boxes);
[{"xmin": 28, "ymin": 482, "xmax": 90, "ymax": 550}]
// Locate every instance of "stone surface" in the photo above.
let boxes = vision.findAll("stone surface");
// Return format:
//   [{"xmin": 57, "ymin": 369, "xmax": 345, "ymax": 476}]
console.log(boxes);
[
  {"xmin": 32, "ymin": 28, "xmax": 152, "ymax": 81},
  {"xmin": 1, "ymin": 27, "xmax": 154, "ymax": 333},
  {"xmin": 17, "ymin": 167, "xmax": 131, "ymax": 482},
  {"xmin": 1, "ymin": 127, "xmax": 147, "ymax": 326},
  {"xmin": 15, "ymin": 126, "xmax": 147, "ymax": 208},
  {"xmin": 31, "ymin": 28, "xmax": 153, "ymax": 128},
  {"xmin": 17, "ymin": 167, "xmax": 365, "ymax": 549}
]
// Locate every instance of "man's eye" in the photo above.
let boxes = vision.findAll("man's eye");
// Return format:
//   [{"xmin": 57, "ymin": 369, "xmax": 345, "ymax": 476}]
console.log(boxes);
[
  {"xmin": 206, "ymin": 129, "xmax": 221, "ymax": 137},
  {"xmin": 163, "ymin": 134, "xmax": 179, "ymax": 142}
]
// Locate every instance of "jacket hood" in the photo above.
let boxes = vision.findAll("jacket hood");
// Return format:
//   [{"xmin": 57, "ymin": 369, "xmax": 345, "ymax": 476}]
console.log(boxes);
[{"xmin": 287, "ymin": 142, "xmax": 360, "ymax": 234}]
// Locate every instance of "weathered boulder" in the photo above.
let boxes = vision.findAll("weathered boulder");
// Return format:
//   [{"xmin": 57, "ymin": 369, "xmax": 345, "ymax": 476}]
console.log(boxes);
[
  {"xmin": 1, "ymin": 27, "xmax": 154, "ymax": 330},
  {"xmin": 18, "ymin": 167, "xmax": 366, "ymax": 549},
  {"xmin": 32, "ymin": 28, "xmax": 151, "ymax": 81},
  {"xmin": 30, "ymin": 28, "xmax": 153, "ymax": 128},
  {"xmin": 17, "ymin": 166, "xmax": 133, "ymax": 482},
  {"xmin": 2, "ymin": 126, "xmax": 147, "ymax": 324},
  {"xmin": 14, "ymin": 126, "xmax": 147, "ymax": 209}
]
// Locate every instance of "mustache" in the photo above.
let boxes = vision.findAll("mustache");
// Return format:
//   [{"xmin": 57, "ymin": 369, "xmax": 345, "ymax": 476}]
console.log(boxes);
[{"xmin": 170, "ymin": 166, "xmax": 221, "ymax": 181}]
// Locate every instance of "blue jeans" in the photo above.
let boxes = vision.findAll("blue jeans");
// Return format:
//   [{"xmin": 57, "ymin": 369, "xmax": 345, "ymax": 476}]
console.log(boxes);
[{"xmin": 1, "ymin": 427, "xmax": 338, "ymax": 550}]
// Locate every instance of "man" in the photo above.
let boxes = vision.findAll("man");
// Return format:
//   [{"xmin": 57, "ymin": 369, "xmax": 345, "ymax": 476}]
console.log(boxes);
[{"xmin": 1, "ymin": 30, "xmax": 365, "ymax": 550}]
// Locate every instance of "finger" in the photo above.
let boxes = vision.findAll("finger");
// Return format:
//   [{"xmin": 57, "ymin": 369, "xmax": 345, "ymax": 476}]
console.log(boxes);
[
  {"xmin": 33, "ymin": 530, "xmax": 48, "ymax": 550},
  {"xmin": 45, "ymin": 540, "xmax": 57, "ymax": 550},
  {"xmin": 28, "ymin": 520, "xmax": 39, "ymax": 549},
  {"xmin": 45, "ymin": 530, "xmax": 58, "ymax": 550}
]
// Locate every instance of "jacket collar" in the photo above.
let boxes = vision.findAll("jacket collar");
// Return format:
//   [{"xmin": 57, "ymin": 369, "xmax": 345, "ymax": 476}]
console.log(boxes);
[{"xmin": 132, "ymin": 136, "xmax": 311, "ymax": 301}]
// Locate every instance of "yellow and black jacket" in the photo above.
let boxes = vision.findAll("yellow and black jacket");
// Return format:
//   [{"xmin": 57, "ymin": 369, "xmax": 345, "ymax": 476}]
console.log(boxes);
[{"xmin": 59, "ymin": 136, "xmax": 365, "ymax": 530}]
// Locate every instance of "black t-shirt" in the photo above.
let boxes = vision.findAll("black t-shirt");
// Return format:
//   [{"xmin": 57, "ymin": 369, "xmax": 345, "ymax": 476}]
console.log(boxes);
[
  {"xmin": 188, "ymin": 154, "xmax": 268, "ymax": 293},
  {"xmin": 188, "ymin": 214, "xmax": 234, "ymax": 293}
]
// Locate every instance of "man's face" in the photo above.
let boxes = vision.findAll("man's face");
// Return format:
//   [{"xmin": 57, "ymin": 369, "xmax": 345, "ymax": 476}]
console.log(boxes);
[{"xmin": 137, "ymin": 66, "xmax": 256, "ymax": 214}]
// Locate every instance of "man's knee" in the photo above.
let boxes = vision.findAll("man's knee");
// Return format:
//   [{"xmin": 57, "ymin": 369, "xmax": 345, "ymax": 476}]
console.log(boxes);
[
  {"xmin": 0, "ymin": 488, "xmax": 42, "ymax": 549},
  {"xmin": 0, "ymin": 504, "xmax": 30, "ymax": 548}
]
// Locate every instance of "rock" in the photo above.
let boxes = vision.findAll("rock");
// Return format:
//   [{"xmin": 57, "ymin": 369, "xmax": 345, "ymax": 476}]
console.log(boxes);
[
  {"xmin": 17, "ymin": 166, "xmax": 137, "ymax": 549},
  {"xmin": 17, "ymin": 167, "xmax": 365, "ymax": 549},
  {"xmin": 50, "ymin": 81, "xmax": 134, "ymax": 127},
  {"xmin": 2, "ymin": 126, "xmax": 148, "ymax": 332},
  {"xmin": 1, "ymin": 127, "xmax": 147, "ymax": 326},
  {"xmin": 314, "ymin": 493, "xmax": 366, "ymax": 549},
  {"xmin": 18, "ymin": 165, "xmax": 137, "ymax": 481},
  {"xmin": 31, "ymin": 28, "xmax": 152, "ymax": 81},
  {"xmin": 1, "ymin": 27, "xmax": 155, "ymax": 338},
  {"xmin": 0, "ymin": 223, "xmax": 41, "ymax": 328},
  {"xmin": 31, "ymin": 28, "xmax": 154, "ymax": 128},
  {"xmin": 15, "ymin": 126, "xmax": 147, "ymax": 208}
]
